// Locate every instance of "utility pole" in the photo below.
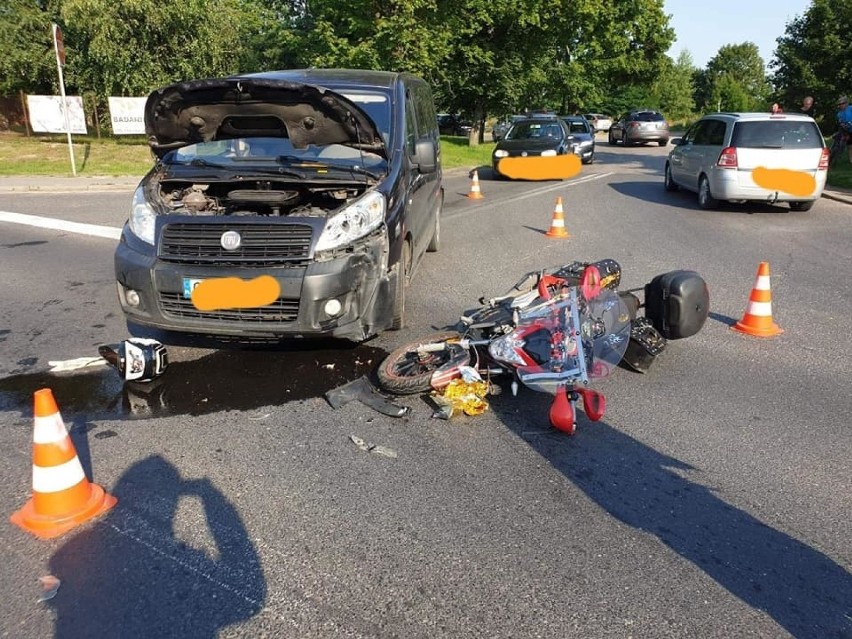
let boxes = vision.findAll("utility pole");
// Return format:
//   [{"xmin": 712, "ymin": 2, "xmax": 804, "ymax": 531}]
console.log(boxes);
[{"xmin": 52, "ymin": 23, "xmax": 76, "ymax": 176}]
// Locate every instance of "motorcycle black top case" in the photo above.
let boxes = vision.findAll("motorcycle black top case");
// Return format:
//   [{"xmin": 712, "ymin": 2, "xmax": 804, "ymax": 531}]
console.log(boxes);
[{"xmin": 644, "ymin": 270, "xmax": 709, "ymax": 339}]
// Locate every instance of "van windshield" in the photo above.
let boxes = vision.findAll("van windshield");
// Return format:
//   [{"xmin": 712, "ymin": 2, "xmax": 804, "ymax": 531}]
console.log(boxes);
[
  {"xmin": 337, "ymin": 90, "xmax": 392, "ymax": 145},
  {"xmin": 731, "ymin": 121, "xmax": 824, "ymax": 149}
]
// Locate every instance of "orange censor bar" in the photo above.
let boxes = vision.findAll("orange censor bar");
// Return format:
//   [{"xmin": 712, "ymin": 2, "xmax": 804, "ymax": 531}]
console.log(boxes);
[
  {"xmin": 751, "ymin": 167, "xmax": 816, "ymax": 198},
  {"xmin": 191, "ymin": 275, "xmax": 281, "ymax": 312},
  {"xmin": 11, "ymin": 388, "xmax": 117, "ymax": 539},
  {"xmin": 497, "ymin": 155, "xmax": 582, "ymax": 181}
]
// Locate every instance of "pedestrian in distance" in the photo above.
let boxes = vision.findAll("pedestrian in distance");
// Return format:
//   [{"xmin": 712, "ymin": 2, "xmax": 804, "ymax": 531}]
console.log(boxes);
[
  {"xmin": 801, "ymin": 96, "xmax": 815, "ymax": 118},
  {"xmin": 835, "ymin": 95, "xmax": 852, "ymax": 163},
  {"xmin": 770, "ymin": 103, "xmax": 784, "ymax": 114}
]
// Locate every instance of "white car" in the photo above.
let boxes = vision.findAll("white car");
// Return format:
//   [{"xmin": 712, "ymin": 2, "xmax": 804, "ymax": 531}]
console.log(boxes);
[
  {"xmin": 664, "ymin": 112, "xmax": 828, "ymax": 211},
  {"xmin": 584, "ymin": 113, "xmax": 613, "ymax": 132}
]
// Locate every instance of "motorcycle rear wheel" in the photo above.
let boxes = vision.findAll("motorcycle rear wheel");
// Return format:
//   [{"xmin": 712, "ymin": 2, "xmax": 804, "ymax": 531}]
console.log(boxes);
[{"xmin": 377, "ymin": 331, "xmax": 467, "ymax": 395}]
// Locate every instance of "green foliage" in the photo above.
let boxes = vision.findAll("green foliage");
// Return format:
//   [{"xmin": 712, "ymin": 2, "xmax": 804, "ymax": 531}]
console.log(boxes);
[
  {"xmin": 695, "ymin": 42, "xmax": 769, "ymax": 112},
  {"xmin": 58, "ymin": 0, "xmax": 268, "ymax": 97},
  {"xmin": 0, "ymin": 1, "xmax": 59, "ymax": 94},
  {"xmin": 0, "ymin": 0, "xmax": 675, "ymax": 142},
  {"xmin": 772, "ymin": 0, "xmax": 852, "ymax": 126},
  {"xmin": 652, "ymin": 51, "xmax": 696, "ymax": 121}
]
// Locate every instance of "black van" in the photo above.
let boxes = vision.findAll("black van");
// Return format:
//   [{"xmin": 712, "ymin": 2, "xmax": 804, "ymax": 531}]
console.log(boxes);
[{"xmin": 114, "ymin": 69, "xmax": 443, "ymax": 341}]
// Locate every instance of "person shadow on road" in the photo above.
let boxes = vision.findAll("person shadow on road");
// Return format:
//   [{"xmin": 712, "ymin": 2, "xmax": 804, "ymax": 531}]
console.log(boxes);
[{"xmin": 48, "ymin": 455, "xmax": 266, "ymax": 638}]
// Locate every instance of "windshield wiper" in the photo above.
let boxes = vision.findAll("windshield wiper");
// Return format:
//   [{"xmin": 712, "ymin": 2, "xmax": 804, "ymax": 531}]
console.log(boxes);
[
  {"xmin": 277, "ymin": 155, "xmax": 382, "ymax": 181},
  {"xmin": 186, "ymin": 157, "xmax": 229, "ymax": 168}
]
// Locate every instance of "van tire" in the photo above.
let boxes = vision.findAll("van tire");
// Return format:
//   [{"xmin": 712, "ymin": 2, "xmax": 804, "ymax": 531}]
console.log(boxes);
[
  {"xmin": 427, "ymin": 199, "xmax": 441, "ymax": 252},
  {"xmin": 698, "ymin": 175, "xmax": 718, "ymax": 210},
  {"xmin": 789, "ymin": 200, "xmax": 815, "ymax": 211},
  {"xmin": 390, "ymin": 240, "xmax": 411, "ymax": 330}
]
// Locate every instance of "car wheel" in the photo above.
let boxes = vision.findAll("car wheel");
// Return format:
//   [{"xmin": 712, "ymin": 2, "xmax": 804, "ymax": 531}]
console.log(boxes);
[
  {"xmin": 622, "ymin": 131, "xmax": 631, "ymax": 147},
  {"xmin": 698, "ymin": 175, "xmax": 718, "ymax": 210},
  {"xmin": 427, "ymin": 198, "xmax": 441, "ymax": 252},
  {"xmin": 789, "ymin": 200, "xmax": 815, "ymax": 211},
  {"xmin": 390, "ymin": 240, "xmax": 410, "ymax": 330},
  {"xmin": 658, "ymin": 139, "xmax": 668, "ymax": 147},
  {"xmin": 664, "ymin": 163, "xmax": 678, "ymax": 191}
]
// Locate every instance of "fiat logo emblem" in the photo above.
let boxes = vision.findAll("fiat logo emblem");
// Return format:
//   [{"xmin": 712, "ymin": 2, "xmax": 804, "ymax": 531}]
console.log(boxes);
[
  {"xmin": 220, "ymin": 230, "xmax": 241, "ymax": 251},
  {"xmin": 521, "ymin": 151, "xmax": 528, "ymax": 157}
]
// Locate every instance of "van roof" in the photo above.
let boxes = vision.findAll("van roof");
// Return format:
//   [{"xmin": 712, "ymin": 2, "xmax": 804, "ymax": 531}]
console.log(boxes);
[
  {"xmin": 707, "ymin": 112, "xmax": 815, "ymax": 122},
  {"xmin": 249, "ymin": 68, "xmax": 414, "ymax": 90}
]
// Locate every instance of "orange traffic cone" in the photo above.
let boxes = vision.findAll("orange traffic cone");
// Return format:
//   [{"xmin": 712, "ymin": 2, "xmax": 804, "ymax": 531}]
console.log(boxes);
[
  {"xmin": 467, "ymin": 170, "xmax": 484, "ymax": 199},
  {"xmin": 545, "ymin": 197, "xmax": 570, "ymax": 238},
  {"xmin": 10, "ymin": 388, "xmax": 117, "ymax": 539},
  {"xmin": 732, "ymin": 261, "xmax": 783, "ymax": 337}
]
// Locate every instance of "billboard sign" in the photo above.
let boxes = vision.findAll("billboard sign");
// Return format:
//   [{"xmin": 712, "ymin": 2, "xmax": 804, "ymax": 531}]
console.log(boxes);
[
  {"xmin": 26, "ymin": 95, "xmax": 87, "ymax": 134},
  {"xmin": 108, "ymin": 97, "xmax": 147, "ymax": 135}
]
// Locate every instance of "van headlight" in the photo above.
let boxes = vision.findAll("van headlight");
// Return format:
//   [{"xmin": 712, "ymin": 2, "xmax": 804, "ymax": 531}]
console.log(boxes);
[
  {"xmin": 129, "ymin": 186, "xmax": 156, "ymax": 245},
  {"xmin": 541, "ymin": 149, "xmax": 557, "ymax": 157},
  {"xmin": 494, "ymin": 149, "xmax": 509, "ymax": 158},
  {"xmin": 315, "ymin": 190, "xmax": 386, "ymax": 252}
]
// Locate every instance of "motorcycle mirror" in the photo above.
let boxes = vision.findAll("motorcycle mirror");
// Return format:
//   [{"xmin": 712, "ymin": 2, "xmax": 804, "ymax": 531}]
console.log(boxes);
[
  {"xmin": 578, "ymin": 388, "xmax": 606, "ymax": 421},
  {"xmin": 549, "ymin": 384, "xmax": 577, "ymax": 435}
]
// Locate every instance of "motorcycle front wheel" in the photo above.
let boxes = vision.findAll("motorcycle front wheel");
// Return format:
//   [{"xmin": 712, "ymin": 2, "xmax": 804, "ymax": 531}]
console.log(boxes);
[{"xmin": 377, "ymin": 331, "xmax": 467, "ymax": 395}]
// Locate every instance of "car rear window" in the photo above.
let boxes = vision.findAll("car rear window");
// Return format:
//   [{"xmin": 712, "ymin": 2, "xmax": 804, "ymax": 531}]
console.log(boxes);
[
  {"xmin": 632, "ymin": 112, "xmax": 665, "ymax": 122},
  {"xmin": 731, "ymin": 120, "xmax": 824, "ymax": 149}
]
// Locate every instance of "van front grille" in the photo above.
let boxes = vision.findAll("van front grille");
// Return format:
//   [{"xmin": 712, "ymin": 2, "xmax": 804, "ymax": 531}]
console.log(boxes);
[{"xmin": 159, "ymin": 223, "xmax": 312, "ymax": 265}]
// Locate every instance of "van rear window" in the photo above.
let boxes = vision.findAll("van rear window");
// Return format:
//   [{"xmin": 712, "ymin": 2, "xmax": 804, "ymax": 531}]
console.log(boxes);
[{"xmin": 731, "ymin": 121, "xmax": 823, "ymax": 149}]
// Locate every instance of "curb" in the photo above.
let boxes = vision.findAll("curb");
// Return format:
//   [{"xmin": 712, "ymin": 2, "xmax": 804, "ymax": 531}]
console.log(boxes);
[{"xmin": 821, "ymin": 190, "xmax": 852, "ymax": 205}]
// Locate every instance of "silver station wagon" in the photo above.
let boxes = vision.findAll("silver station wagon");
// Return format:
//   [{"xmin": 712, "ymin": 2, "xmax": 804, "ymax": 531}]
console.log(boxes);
[{"xmin": 664, "ymin": 112, "xmax": 829, "ymax": 211}]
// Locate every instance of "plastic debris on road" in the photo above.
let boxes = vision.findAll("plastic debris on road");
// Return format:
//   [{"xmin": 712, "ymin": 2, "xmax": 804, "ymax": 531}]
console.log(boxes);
[
  {"xmin": 38, "ymin": 575, "xmax": 61, "ymax": 602},
  {"xmin": 349, "ymin": 435, "xmax": 398, "ymax": 458},
  {"xmin": 48, "ymin": 357, "xmax": 108, "ymax": 373},
  {"xmin": 433, "ymin": 366, "xmax": 489, "ymax": 417}
]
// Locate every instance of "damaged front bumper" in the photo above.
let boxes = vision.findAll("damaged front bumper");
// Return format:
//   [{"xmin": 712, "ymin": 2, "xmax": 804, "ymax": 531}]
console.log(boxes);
[{"xmin": 115, "ymin": 226, "xmax": 393, "ymax": 342}]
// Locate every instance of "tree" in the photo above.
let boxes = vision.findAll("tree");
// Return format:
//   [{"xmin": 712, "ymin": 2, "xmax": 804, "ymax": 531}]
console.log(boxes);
[
  {"xmin": 0, "ymin": 1, "xmax": 60, "ymax": 95},
  {"xmin": 651, "ymin": 50, "xmax": 696, "ymax": 121},
  {"xmin": 696, "ymin": 42, "xmax": 769, "ymax": 112},
  {"xmin": 57, "ymin": 0, "xmax": 269, "ymax": 97},
  {"xmin": 772, "ymin": 0, "xmax": 852, "ymax": 124}
]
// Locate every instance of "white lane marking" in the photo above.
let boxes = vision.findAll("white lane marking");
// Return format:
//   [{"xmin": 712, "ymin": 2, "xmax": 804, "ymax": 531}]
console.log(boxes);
[
  {"xmin": 0, "ymin": 210, "xmax": 122, "ymax": 240},
  {"xmin": 445, "ymin": 172, "xmax": 614, "ymax": 220}
]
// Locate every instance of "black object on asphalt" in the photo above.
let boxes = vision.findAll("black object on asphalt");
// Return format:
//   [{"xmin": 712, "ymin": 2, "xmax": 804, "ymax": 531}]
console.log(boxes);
[{"xmin": 325, "ymin": 376, "xmax": 411, "ymax": 418}]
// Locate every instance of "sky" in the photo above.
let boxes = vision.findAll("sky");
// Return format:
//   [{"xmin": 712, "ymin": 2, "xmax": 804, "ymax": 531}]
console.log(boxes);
[{"xmin": 664, "ymin": 0, "xmax": 813, "ymax": 70}]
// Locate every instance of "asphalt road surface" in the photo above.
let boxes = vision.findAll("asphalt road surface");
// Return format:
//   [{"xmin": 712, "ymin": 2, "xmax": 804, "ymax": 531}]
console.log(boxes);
[{"xmin": 1, "ymin": 140, "xmax": 850, "ymax": 638}]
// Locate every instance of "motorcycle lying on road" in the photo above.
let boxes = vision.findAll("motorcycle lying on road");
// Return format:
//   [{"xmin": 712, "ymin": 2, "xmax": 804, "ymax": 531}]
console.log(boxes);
[{"xmin": 376, "ymin": 260, "xmax": 709, "ymax": 433}]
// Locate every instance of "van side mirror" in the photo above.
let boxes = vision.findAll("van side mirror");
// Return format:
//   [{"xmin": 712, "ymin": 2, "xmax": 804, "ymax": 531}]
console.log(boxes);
[{"xmin": 413, "ymin": 139, "xmax": 437, "ymax": 173}]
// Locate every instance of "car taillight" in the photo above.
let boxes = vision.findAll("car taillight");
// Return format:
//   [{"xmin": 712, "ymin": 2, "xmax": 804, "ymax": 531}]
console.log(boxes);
[
  {"xmin": 628, "ymin": 121, "xmax": 639, "ymax": 128},
  {"xmin": 818, "ymin": 147, "xmax": 830, "ymax": 170},
  {"xmin": 717, "ymin": 146, "xmax": 738, "ymax": 168}
]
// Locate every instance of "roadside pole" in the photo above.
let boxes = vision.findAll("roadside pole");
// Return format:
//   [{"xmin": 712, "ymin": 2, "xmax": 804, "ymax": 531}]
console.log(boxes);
[{"xmin": 52, "ymin": 23, "xmax": 76, "ymax": 176}]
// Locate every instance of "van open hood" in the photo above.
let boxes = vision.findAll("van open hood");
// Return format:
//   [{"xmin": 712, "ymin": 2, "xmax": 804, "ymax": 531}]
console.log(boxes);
[{"xmin": 145, "ymin": 77, "xmax": 385, "ymax": 159}]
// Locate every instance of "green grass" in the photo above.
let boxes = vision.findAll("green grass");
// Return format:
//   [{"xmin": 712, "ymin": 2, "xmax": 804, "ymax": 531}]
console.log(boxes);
[
  {"xmin": 0, "ymin": 132, "xmax": 154, "ymax": 176},
  {"xmin": 827, "ymin": 153, "xmax": 852, "ymax": 189},
  {"xmin": 0, "ymin": 131, "xmax": 493, "ymax": 176},
  {"xmin": 439, "ymin": 135, "xmax": 496, "ymax": 171}
]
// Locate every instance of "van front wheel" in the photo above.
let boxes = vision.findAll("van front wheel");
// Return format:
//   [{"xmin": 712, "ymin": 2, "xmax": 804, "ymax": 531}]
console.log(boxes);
[
  {"xmin": 427, "ymin": 199, "xmax": 441, "ymax": 252},
  {"xmin": 390, "ymin": 240, "xmax": 411, "ymax": 330}
]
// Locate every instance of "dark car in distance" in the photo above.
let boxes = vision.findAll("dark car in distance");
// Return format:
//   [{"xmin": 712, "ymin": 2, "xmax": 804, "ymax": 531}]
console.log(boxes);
[
  {"xmin": 491, "ymin": 117, "xmax": 579, "ymax": 178},
  {"xmin": 561, "ymin": 115, "xmax": 596, "ymax": 164},
  {"xmin": 114, "ymin": 69, "xmax": 443, "ymax": 342},
  {"xmin": 609, "ymin": 110, "xmax": 670, "ymax": 146},
  {"xmin": 437, "ymin": 113, "xmax": 473, "ymax": 136}
]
